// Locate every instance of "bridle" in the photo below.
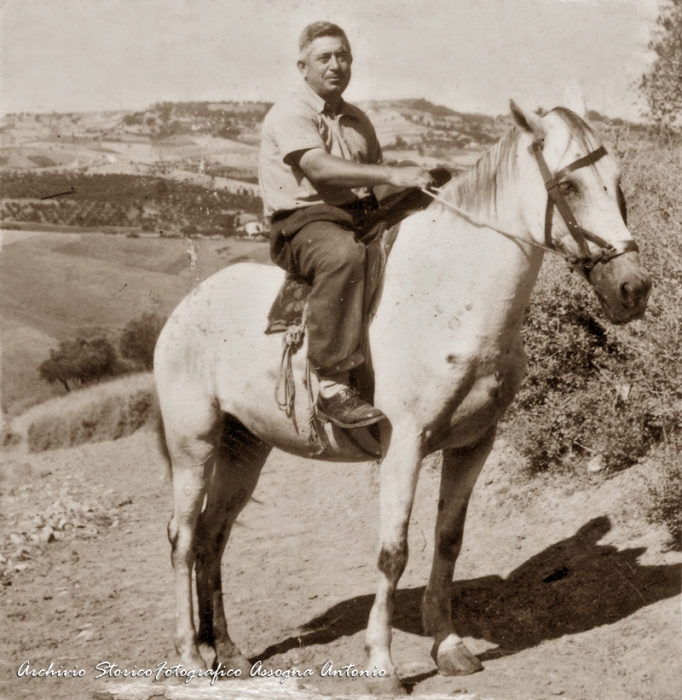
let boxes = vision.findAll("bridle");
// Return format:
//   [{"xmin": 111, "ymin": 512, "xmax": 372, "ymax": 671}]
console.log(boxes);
[
  {"xmin": 530, "ymin": 139, "xmax": 638, "ymax": 274},
  {"xmin": 422, "ymin": 136, "xmax": 639, "ymax": 275}
]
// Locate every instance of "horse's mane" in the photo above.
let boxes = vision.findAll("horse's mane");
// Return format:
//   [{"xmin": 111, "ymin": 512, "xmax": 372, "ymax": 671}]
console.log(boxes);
[
  {"xmin": 438, "ymin": 107, "xmax": 599, "ymax": 218},
  {"xmin": 443, "ymin": 127, "xmax": 521, "ymax": 216}
]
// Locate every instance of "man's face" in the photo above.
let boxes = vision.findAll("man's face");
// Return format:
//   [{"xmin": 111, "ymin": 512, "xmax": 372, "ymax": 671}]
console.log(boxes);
[{"xmin": 298, "ymin": 35, "xmax": 352, "ymax": 103}]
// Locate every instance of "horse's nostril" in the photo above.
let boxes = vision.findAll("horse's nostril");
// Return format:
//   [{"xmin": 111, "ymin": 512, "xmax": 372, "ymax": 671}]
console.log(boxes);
[{"xmin": 619, "ymin": 281, "xmax": 636, "ymax": 308}]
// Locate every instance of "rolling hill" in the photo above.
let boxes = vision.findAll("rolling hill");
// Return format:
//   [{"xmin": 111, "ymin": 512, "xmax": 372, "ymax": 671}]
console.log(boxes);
[{"xmin": 0, "ymin": 232, "xmax": 273, "ymax": 415}]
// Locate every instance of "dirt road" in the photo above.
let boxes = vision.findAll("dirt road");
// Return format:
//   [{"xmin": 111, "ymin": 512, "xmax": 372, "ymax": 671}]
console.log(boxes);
[{"xmin": 1, "ymin": 431, "xmax": 680, "ymax": 700}]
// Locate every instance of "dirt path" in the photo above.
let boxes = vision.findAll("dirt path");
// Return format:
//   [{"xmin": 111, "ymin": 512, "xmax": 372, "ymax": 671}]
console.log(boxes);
[{"xmin": 1, "ymin": 431, "xmax": 680, "ymax": 700}]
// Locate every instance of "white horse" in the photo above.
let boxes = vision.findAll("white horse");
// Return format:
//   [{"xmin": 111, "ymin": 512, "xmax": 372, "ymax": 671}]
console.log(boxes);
[{"xmin": 154, "ymin": 101, "xmax": 651, "ymax": 694}]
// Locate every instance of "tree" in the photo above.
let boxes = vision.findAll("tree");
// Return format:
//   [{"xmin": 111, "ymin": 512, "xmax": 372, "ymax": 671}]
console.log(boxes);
[
  {"xmin": 640, "ymin": 0, "xmax": 682, "ymax": 135},
  {"xmin": 119, "ymin": 312, "xmax": 166, "ymax": 370},
  {"xmin": 39, "ymin": 337, "xmax": 119, "ymax": 392}
]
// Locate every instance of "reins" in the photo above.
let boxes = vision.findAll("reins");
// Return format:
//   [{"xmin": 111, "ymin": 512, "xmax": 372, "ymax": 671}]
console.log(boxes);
[
  {"xmin": 421, "ymin": 137, "xmax": 638, "ymax": 275},
  {"xmin": 420, "ymin": 186, "xmax": 560, "ymax": 257}
]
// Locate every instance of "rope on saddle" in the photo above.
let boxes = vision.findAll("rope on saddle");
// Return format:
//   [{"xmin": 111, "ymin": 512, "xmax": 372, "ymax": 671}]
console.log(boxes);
[
  {"xmin": 303, "ymin": 359, "xmax": 321, "ymax": 445},
  {"xmin": 274, "ymin": 304, "xmax": 320, "ymax": 444}
]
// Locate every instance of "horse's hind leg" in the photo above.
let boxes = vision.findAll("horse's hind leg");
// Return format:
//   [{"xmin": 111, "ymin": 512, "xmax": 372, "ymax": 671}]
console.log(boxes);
[
  {"xmin": 194, "ymin": 415, "xmax": 271, "ymax": 675},
  {"xmin": 422, "ymin": 427, "xmax": 496, "ymax": 676},
  {"xmin": 165, "ymin": 405, "xmax": 221, "ymax": 670}
]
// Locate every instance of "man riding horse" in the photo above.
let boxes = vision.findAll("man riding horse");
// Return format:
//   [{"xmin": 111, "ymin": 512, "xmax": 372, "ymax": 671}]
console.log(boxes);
[{"xmin": 259, "ymin": 21, "xmax": 436, "ymax": 429}]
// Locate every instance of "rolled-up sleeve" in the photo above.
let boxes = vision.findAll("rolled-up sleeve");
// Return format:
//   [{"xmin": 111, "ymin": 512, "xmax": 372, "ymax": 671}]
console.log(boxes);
[{"xmin": 269, "ymin": 102, "xmax": 325, "ymax": 163}]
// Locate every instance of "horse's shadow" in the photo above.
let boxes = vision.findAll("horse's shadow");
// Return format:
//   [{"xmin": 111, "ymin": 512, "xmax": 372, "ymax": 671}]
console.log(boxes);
[{"xmin": 254, "ymin": 516, "xmax": 680, "ymax": 664}]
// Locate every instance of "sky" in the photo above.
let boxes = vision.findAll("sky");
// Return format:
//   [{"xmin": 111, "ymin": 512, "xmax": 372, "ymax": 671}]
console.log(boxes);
[{"xmin": 0, "ymin": 0, "xmax": 662, "ymax": 121}]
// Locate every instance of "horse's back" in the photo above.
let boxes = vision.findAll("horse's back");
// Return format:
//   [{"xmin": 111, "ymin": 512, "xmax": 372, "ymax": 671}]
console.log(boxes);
[
  {"xmin": 169, "ymin": 262, "xmax": 285, "ymax": 329},
  {"xmin": 155, "ymin": 262, "xmax": 287, "ymax": 397}
]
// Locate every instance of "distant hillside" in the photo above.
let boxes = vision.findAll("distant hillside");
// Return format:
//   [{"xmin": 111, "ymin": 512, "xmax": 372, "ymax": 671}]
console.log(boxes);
[
  {"xmin": 1, "ymin": 97, "xmax": 646, "ymax": 152},
  {"xmin": 117, "ymin": 100, "xmax": 272, "ymax": 144},
  {"xmin": 0, "ymin": 98, "xmax": 649, "ymax": 237},
  {"xmin": 361, "ymin": 99, "xmax": 511, "ymax": 155},
  {"xmin": 0, "ymin": 171, "xmax": 260, "ymax": 235},
  {"xmin": 0, "ymin": 97, "xmax": 508, "ymax": 166}
]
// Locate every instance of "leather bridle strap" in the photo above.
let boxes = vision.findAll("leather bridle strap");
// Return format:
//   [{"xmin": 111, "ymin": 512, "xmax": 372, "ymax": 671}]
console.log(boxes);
[
  {"xmin": 532, "ymin": 141, "xmax": 608, "ymax": 262},
  {"xmin": 553, "ymin": 145, "xmax": 608, "ymax": 187},
  {"xmin": 422, "ymin": 138, "xmax": 639, "ymax": 270}
]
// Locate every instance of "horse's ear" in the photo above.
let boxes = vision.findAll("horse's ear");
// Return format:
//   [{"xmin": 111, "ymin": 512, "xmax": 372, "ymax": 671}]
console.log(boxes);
[
  {"xmin": 562, "ymin": 80, "xmax": 588, "ymax": 119},
  {"xmin": 509, "ymin": 100, "xmax": 546, "ymax": 141}
]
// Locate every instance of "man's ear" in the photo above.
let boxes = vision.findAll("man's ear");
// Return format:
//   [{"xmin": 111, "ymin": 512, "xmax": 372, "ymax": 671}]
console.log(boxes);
[
  {"xmin": 562, "ymin": 80, "xmax": 588, "ymax": 119},
  {"xmin": 297, "ymin": 60, "xmax": 307, "ymax": 79},
  {"xmin": 509, "ymin": 100, "xmax": 546, "ymax": 141}
]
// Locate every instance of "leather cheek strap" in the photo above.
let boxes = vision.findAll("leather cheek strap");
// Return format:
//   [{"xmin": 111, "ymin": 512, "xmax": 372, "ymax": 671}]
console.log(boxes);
[{"xmin": 532, "ymin": 142, "xmax": 608, "ymax": 262}]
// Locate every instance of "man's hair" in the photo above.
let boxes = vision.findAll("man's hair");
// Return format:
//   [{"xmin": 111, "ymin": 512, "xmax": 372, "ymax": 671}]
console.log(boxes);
[{"xmin": 298, "ymin": 22, "xmax": 351, "ymax": 60}]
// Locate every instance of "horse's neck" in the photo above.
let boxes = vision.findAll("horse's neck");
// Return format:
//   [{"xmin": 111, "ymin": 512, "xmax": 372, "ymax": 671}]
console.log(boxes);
[{"xmin": 380, "ymin": 187, "xmax": 544, "ymax": 351}]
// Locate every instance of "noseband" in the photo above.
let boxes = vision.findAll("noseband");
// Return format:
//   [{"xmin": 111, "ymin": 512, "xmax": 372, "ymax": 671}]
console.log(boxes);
[{"xmin": 530, "ymin": 140, "xmax": 639, "ymax": 274}]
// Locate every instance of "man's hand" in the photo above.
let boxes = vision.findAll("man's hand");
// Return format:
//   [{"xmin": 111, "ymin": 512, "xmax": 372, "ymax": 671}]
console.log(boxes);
[{"xmin": 387, "ymin": 165, "xmax": 434, "ymax": 190}]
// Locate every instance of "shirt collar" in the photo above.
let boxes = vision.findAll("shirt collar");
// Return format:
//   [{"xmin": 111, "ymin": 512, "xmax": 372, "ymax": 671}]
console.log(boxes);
[{"xmin": 298, "ymin": 81, "xmax": 358, "ymax": 119}]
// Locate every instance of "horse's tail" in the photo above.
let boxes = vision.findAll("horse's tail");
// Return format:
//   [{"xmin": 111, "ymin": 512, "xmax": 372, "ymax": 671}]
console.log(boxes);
[{"xmin": 153, "ymin": 394, "xmax": 172, "ymax": 479}]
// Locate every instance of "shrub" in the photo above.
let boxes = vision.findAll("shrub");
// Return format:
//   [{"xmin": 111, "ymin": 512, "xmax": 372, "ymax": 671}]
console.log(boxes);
[
  {"xmin": 2, "ymin": 426, "xmax": 22, "ymax": 448},
  {"xmin": 503, "ymin": 142, "xmax": 682, "ymax": 475},
  {"xmin": 38, "ymin": 336, "xmax": 122, "ymax": 392},
  {"xmin": 639, "ymin": 0, "xmax": 682, "ymax": 136},
  {"xmin": 119, "ymin": 312, "xmax": 166, "ymax": 371},
  {"xmin": 645, "ymin": 457, "xmax": 682, "ymax": 550}
]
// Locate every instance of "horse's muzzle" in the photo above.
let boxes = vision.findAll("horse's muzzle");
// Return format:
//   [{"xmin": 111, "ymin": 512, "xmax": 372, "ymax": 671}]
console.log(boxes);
[{"xmin": 588, "ymin": 251, "xmax": 652, "ymax": 324}]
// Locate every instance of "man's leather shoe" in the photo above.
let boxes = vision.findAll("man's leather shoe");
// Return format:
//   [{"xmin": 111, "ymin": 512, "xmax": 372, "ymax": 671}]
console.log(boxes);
[{"xmin": 316, "ymin": 389, "xmax": 385, "ymax": 429}]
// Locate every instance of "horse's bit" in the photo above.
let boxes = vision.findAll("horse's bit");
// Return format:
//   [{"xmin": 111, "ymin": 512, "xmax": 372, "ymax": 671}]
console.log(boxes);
[{"xmin": 530, "ymin": 140, "xmax": 638, "ymax": 274}]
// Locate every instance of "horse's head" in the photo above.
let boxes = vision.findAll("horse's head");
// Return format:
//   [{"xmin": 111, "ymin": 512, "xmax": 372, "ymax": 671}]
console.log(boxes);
[{"xmin": 510, "ymin": 100, "xmax": 652, "ymax": 324}]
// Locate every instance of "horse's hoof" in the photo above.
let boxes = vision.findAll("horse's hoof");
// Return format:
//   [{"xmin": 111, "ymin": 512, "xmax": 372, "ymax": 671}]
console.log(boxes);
[
  {"xmin": 214, "ymin": 652, "xmax": 253, "ymax": 677},
  {"xmin": 181, "ymin": 651, "xmax": 208, "ymax": 671},
  {"xmin": 431, "ymin": 635, "xmax": 483, "ymax": 676},
  {"xmin": 366, "ymin": 674, "xmax": 407, "ymax": 696}
]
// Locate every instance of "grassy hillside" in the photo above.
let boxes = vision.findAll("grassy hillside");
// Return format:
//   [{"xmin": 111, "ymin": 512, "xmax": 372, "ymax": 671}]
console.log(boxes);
[
  {"xmin": 1, "ymin": 316, "xmax": 60, "ymax": 415},
  {"xmin": 10, "ymin": 372, "xmax": 157, "ymax": 452},
  {"xmin": 501, "ymin": 139, "xmax": 681, "ymax": 512},
  {"xmin": 0, "ymin": 232, "xmax": 272, "ymax": 414}
]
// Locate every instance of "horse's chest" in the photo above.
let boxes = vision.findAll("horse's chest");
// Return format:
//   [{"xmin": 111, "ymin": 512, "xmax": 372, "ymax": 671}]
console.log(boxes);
[{"xmin": 428, "ymin": 354, "xmax": 525, "ymax": 451}]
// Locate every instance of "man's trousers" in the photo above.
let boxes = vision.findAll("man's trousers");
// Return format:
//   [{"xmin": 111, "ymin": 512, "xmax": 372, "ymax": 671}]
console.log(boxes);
[{"xmin": 271, "ymin": 216, "xmax": 366, "ymax": 377}]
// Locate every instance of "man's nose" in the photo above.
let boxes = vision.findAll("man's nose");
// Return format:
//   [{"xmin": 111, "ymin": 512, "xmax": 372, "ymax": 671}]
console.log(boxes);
[{"xmin": 328, "ymin": 55, "xmax": 340, "ymax": 70}]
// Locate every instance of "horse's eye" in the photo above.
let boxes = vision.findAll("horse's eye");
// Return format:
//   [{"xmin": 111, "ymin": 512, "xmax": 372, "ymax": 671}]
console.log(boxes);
[{"xmin": 558, "ymin": 181, "xmax": 577, "ymax": 196}]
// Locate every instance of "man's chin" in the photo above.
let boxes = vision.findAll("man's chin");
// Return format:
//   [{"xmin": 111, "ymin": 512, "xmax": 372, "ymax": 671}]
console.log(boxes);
[{"xmin": 327, "ymin": 77, "xmax": 349, "ymax": 90}]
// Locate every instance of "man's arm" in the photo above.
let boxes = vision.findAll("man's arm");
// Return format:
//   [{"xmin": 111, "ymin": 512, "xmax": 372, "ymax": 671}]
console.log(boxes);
[{"xmin": 294, "ymin": 148, "xmax": 434, "ymax": 193}]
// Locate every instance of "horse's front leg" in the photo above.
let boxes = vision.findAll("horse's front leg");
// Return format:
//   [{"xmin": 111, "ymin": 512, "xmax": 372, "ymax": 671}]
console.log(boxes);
[
  {"xmin": 422, "ymin": 426, "xmax": 496, "ymax": 676},
  {"xmin": 365, "ymin": 424, "xmax": 424, "ymax": 695}
]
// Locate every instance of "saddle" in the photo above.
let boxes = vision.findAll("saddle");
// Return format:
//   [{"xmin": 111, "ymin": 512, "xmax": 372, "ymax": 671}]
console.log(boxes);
[{"xmin": 265, "ymin": 168, "xmax": 452, "ymax": 453}]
